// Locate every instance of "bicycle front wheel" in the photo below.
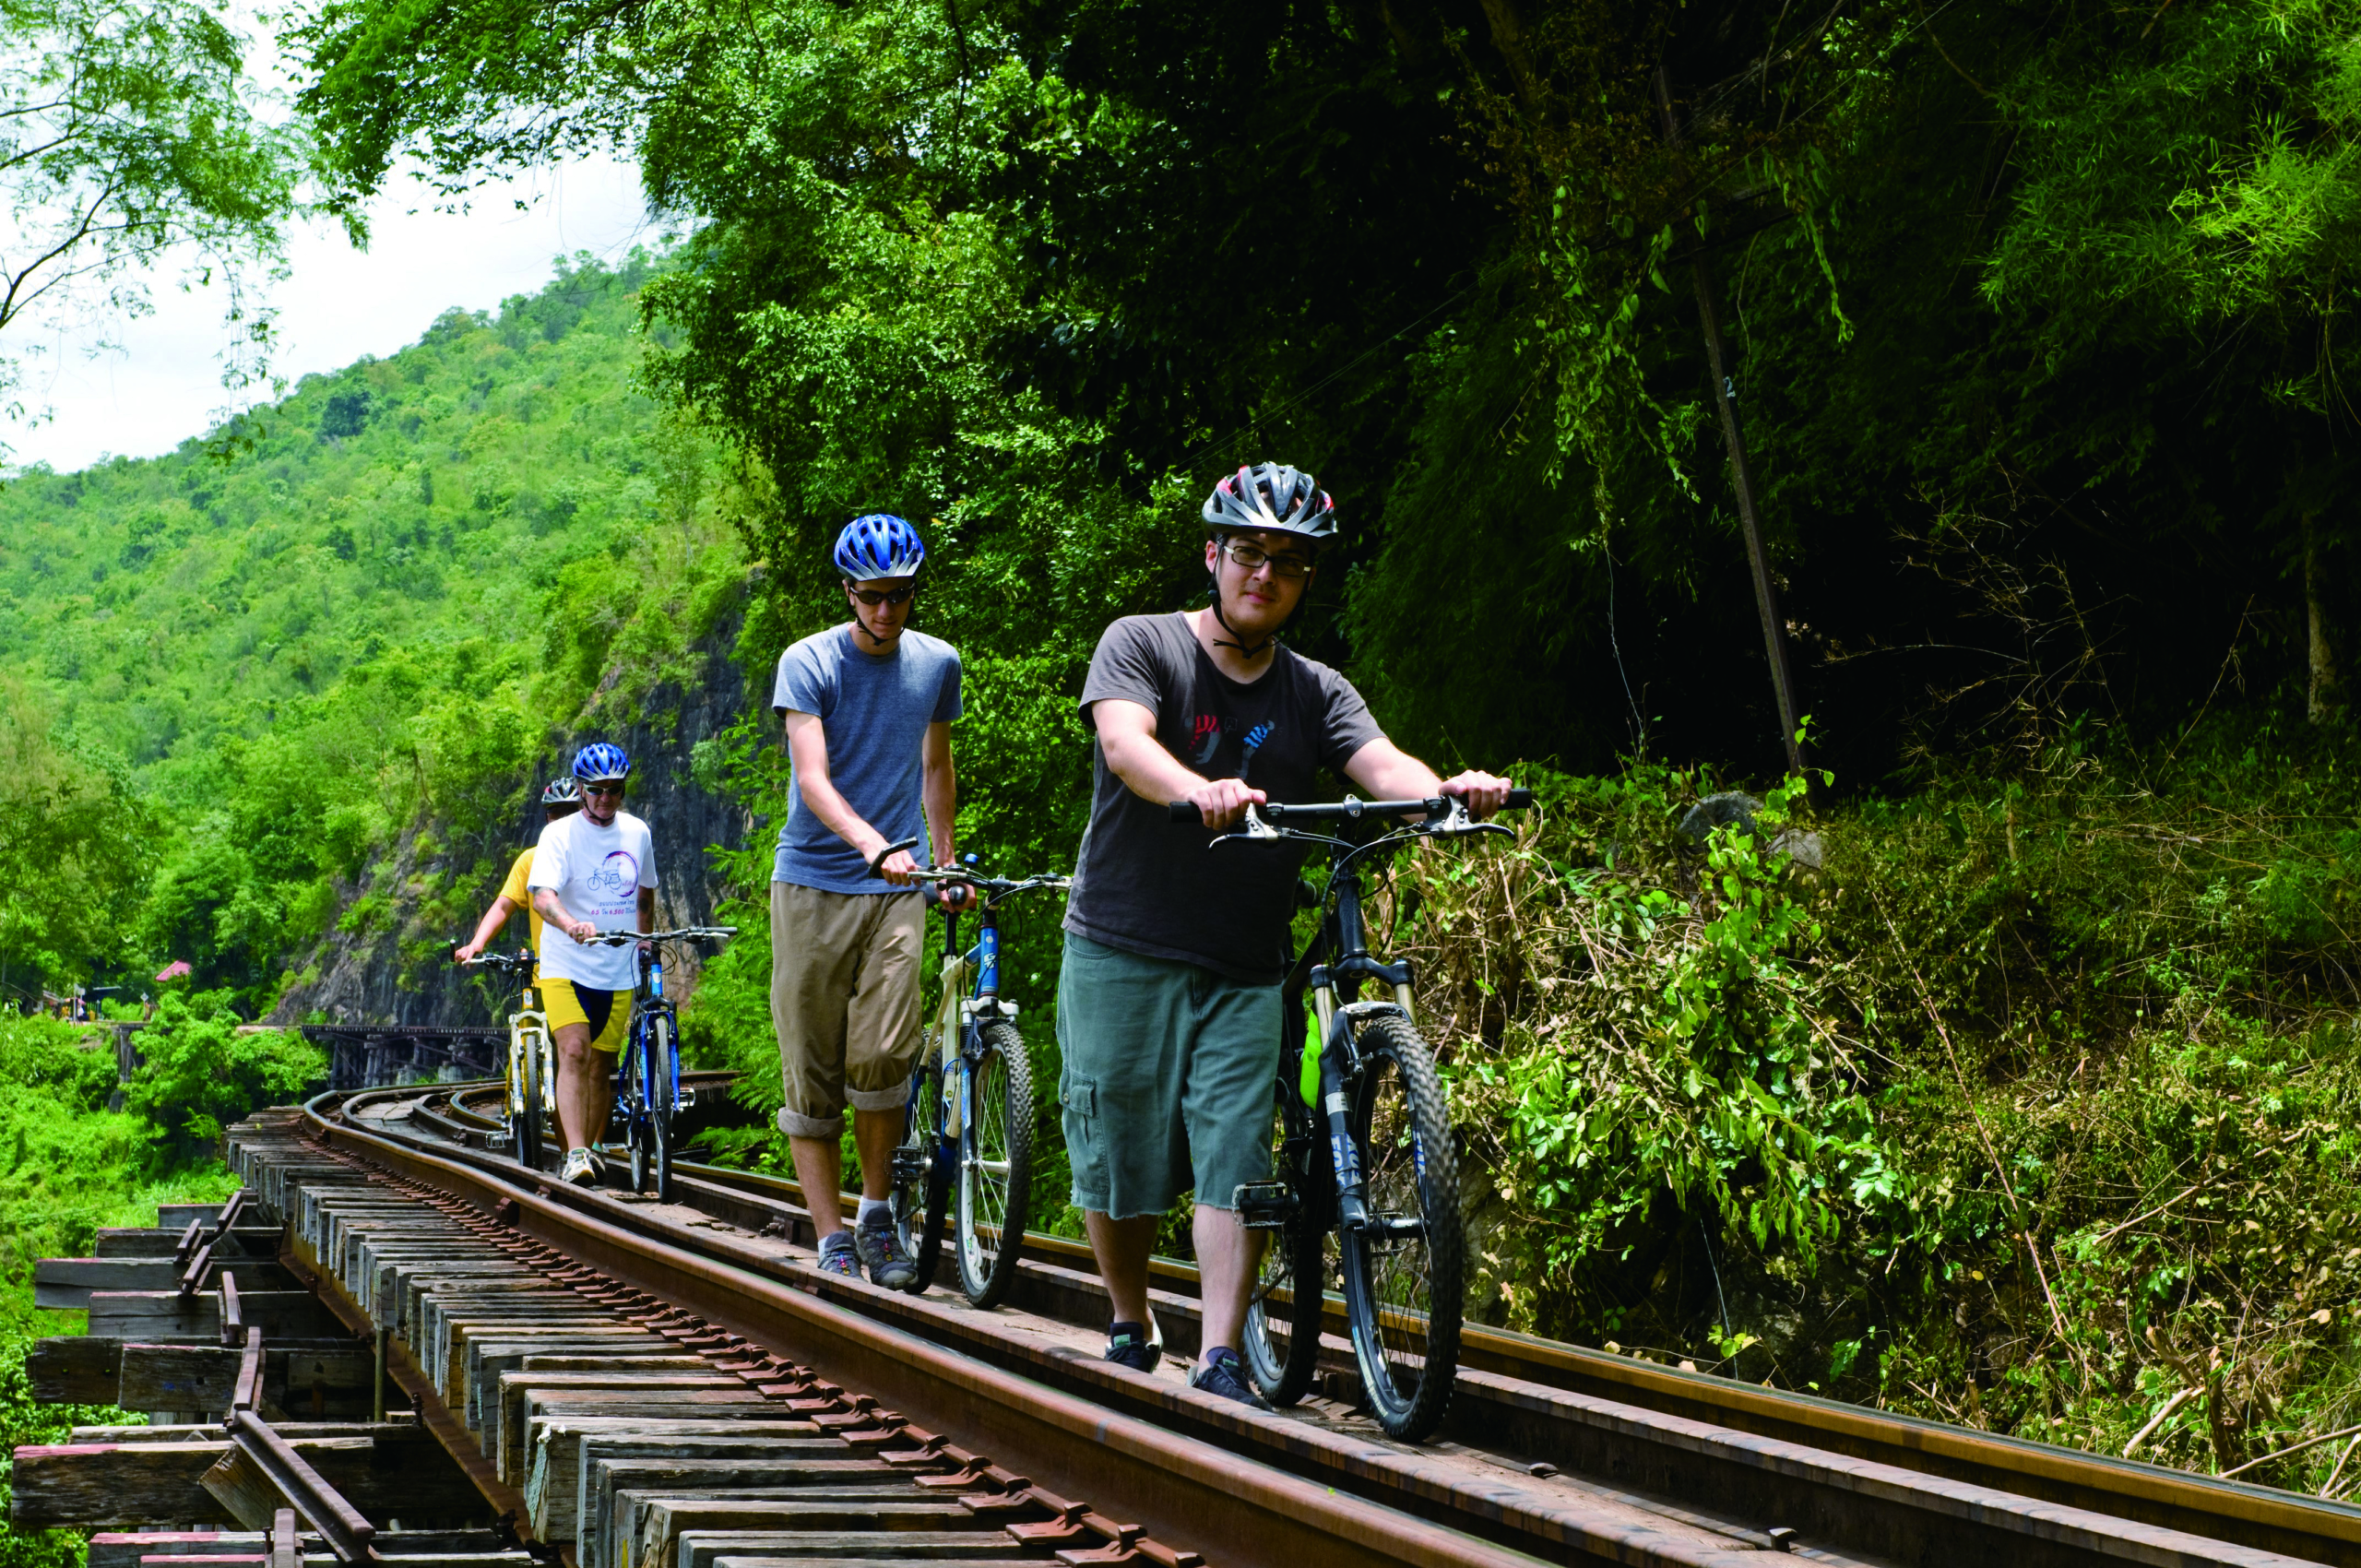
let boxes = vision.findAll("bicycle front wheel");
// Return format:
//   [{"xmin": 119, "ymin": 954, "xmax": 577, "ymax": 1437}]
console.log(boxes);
[
  {"xmin": 508, "ymin": 1026, "xmax": 544, "ymax": 1173},
  {"xmin": 891, "ymin": 1057, "xmax": 950, "ymax": 1293},
  {"xmin": 954, "ymin": 1022, "xmax": 1033, "ymax": 1307},
  {"xmin": 647, "ymin": 1012, "xmax": 676, "ymax": 1202},
  {"xmin": 625, "ymin": 1027, "xmax": 651, "ymax": 1194},
  {"xmin": 1240, "ymin": 1099, "xmax": 1326, "ymax": 1407},
  {"xmin": 1338, "ymin": 1013, "xmax": 1464, "ymax": 1442}
]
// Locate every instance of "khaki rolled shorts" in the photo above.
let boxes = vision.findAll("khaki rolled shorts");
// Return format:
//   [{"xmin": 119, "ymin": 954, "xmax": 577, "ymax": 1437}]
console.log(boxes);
[
  {"xmin": 770, "ymin": 880, "xmax": 924, "ymax": 1140},
  {"xmin": 1056, "ymin": 932, "xmax": 1281, "ymax": 1220}
]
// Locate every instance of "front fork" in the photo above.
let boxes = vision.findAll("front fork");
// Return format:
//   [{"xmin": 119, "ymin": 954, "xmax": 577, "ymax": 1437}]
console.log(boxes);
[{"xmin": 1311, "ymin": 986, "xmax": 1419, "ymax": 1237}]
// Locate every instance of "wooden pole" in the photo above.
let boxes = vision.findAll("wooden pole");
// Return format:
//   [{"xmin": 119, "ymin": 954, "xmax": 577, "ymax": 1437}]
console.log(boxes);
[{"xmin": 1655, "ymin": 69, "xmax": 1809, "ymax": 778}]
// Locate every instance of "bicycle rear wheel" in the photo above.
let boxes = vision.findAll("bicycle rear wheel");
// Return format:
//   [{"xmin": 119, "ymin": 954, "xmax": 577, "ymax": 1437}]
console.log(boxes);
[
  {"xmin": 1338, "ymin": 1013, "xmax": 1463, "ymax": 1442},
  {"xmin": 954, "ymin": 1022, "xmax": 1033, "ymax": 1307},
  {"xmin": 891, "ymin": 1057, "xmax": 950, "ymax": 1293},
  {"xmin": 647, "ymin": 1012, "xmax": 676, "ymax": 1202},
  {"xmin": 1240, "ymin": 1098, "xmax": 1326, "ymax": 1407}
]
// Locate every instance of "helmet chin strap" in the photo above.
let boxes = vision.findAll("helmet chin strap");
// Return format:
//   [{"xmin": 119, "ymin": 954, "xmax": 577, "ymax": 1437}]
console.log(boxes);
[{"xmin": 1208, "ymin": 592, "xmax": 1283, "ymax": 660}]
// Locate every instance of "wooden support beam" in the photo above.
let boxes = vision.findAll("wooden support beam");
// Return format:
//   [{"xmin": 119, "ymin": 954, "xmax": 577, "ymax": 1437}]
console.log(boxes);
[
  {"xmin": 30, "ymin": 1336, "xmax": 122, "ymax": 1404},
  {"xmin": 89, "ymin": 1291, "xmax": 339, "ymax": 1343},
  {"xmin": 38, "ymin": 1261, "xmax": 299, "ymax": 1310},
  {"xmin": 12, "ymin": 1428, "xmax": 485, "ymax": 1530}
]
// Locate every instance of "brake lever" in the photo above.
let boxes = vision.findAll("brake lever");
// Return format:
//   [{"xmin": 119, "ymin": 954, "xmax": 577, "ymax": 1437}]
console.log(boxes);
[{"xmin": 1208, "ymin": 802, "xmax": 1287, "ymax": 849}]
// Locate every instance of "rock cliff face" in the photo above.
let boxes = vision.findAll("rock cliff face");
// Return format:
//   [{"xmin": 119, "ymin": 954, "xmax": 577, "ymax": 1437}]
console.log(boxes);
[{"xmin": 269, "ymin": 618, "xmax": 763, "ymax": 1027}]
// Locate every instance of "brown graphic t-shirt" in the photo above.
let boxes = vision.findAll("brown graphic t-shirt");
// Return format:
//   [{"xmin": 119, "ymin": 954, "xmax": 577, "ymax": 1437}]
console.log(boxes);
[{"xmin": 1065, "ymin": 612, "xmax": 1386, "ymax": 982}]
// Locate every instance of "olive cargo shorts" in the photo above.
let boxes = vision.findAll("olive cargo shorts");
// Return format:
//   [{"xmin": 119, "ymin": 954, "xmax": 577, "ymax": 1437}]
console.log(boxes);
[
  {"xmin": 1056, "ymin": 932, "xmax": 1281, "ymax": 1220},
  {"xmin": 770, "ymin": 880, "xmax": 924, "ymax": 1140}
]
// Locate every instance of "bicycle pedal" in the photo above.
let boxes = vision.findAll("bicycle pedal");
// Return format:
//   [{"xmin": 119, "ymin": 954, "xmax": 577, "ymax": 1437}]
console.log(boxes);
[{"xmin": 1231, "ymin": 1180, "xmax": 1298, "ymax": 1229}]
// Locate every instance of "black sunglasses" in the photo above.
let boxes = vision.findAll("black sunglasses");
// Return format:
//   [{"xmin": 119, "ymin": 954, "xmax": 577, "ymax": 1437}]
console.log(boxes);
[
  {"xmin": 847, "ymin": 583, "xmax": 917, "ymax": 608},
  {"xmin": 584, "ymin": 781, "xmax": 626, "ymax": 798}
]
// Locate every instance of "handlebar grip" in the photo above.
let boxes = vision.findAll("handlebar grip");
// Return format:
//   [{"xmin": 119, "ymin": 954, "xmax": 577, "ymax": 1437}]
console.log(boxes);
[
  {"xmin": 866, "ymin": 837, "xmax": 921, "ymax": 877},
  {"xmin": 1506, "ymin": 788, "xmax": 1534, "ymax": 810},
  {"xmin": 1169, "ymin": 801, "xmax": 1201, "ymax": 825}
]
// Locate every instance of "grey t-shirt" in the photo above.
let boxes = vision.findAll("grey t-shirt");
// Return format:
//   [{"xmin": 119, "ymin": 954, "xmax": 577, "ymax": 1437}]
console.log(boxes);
[
  {"xmin": 1065, "ymin": 612, "xmax": 1385, "ymax": 982},
  {"xmin": 772, "ymin": 624, "xmax": 963, "ymax": 893}
]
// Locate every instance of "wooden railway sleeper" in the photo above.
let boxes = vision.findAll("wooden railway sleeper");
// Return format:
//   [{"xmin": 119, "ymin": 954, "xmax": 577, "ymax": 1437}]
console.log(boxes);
[{"xmin": 259, "ymin": 1131, "xmax": 1214, "ymax": 1568}]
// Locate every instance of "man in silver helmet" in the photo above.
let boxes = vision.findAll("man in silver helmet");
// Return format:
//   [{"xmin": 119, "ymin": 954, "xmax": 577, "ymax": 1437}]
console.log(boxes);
[{"xmin": 1057, "ymin": 461, "xmax": 1513, "ymax": 1408}]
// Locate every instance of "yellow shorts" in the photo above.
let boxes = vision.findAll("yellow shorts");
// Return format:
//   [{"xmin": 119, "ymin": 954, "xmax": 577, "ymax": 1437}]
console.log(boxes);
[{"xmin": 541, "ymin": 978, "xmax": 630, "ymax": 1055}]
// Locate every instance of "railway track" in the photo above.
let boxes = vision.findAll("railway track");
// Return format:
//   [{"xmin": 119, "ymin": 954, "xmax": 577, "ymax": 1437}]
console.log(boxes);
[{"xmin": 18, "ymin": 1080, "xmax": 2361, "ymax": 1568}]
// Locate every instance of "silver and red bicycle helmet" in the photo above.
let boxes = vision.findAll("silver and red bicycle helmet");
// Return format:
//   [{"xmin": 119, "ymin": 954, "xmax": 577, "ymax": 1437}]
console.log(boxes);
[{"xmin": 1202, "ymin": 463, "xmax": 1337, "ymax": 543}]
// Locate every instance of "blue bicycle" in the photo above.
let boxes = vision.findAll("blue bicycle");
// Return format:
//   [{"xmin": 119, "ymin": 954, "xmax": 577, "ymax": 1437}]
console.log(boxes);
[
  {"xmin": 588, "ymin": 925, "xmax": 735, "ymax": 1201},
  {"xmin": 870, "ymin": 841, "xmax": 1068, "ymax": 1306}
]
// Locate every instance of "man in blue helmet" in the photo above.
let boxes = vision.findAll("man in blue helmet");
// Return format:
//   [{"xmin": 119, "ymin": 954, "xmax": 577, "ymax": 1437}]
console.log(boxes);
[
  {"xmin": 771, "ymin": 514, "xmax": 965, "ymax": 1284},
  {"xmin": 1060, "ymin": 462, "xmax": 1511, "ymax": 1408},
  {"xmin": 529, "ymin": 743, "xmax": 658, "ymax": 1186}
]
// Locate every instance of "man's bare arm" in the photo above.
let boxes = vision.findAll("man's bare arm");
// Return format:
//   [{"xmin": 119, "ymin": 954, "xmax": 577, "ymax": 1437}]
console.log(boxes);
[
  {"xmin": 1094, "ymin": 698, "xmax": 1264, "ymax": 828},
  {"xmin": 454, "ymin": 895, "xmax": 522, "ymax": 962},
  {"xmin": 921, "ymin": 720, "xmax": 958, "ymax": 867},
  {"xmin": 1342, "ymin": 738, "xmax": 1513, "ymax": 816},
  {"xmin": 784, "ymin": 709, "xmax": 919, "ymax": 884},
  {"xmin": 532, "ymin": 887, "xmax": 598, "ymax": 944}
]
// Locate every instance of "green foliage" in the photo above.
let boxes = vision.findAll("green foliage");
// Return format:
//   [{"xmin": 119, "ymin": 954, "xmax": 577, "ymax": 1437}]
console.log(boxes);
[
  {"xmin": 0, "ymin": 1015, "xmax": 237, "ymax": 1567},
  {"xmin": 0, "ymin": 254, "xmax": 758, "ymax": 1006},
  {"xmin": 0, "ymin": 0, "xmax": 305, "ymax": 420},
  {"xmin": 123, "ymin": 989, "xmax": 324, "ymax": 1146}
]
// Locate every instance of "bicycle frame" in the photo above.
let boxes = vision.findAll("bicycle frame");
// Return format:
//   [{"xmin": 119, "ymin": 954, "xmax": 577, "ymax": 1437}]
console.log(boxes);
[
  {"xmin": 922, "ymin": 896, "xmax": 1017, "ymax": 1157},
  {"xmin": 1279, "ymin": 847, "xmax": 1421, "ymax": 1240}
]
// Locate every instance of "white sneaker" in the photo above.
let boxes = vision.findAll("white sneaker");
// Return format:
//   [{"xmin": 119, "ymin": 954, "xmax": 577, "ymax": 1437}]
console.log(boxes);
[{"xmin": 562, "ymin": 1147, "xmax": 599, "ymax": 1186}]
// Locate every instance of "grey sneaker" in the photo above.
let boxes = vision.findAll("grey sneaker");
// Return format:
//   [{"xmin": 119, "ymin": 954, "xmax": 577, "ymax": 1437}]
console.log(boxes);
[
  {"xmin": 856, "ymin": 1214, "xmax": 918, "ymax": 1289},
  {"xmin": 1189, "ymin": 1348, "xmax": 1272, "ymax": 1411},
  {"xmin": 1104, "ymin": 1321, "xmax": 1161, "ymax": 1374},
  {"xmin": 561, "ymin": 1147, "xmax": 599, "ymax": 1187},
  {"xmin": 815, "ymin": 1230, "xmax": 861, "ymax": 1278}
]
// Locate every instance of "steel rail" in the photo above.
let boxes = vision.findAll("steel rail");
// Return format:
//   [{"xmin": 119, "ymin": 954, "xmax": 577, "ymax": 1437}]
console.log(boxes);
[
  {"xmin": 297, "ymin": 1092, "xmax": 1591, "ymax": 1568},
  {"xmin": 310, "ymin": 1084, "xmax": 2352, "ymax": 1567},
  {"xmin": 653, "ymin": 1146, "xmax": 2361, "ymax": 1566}
]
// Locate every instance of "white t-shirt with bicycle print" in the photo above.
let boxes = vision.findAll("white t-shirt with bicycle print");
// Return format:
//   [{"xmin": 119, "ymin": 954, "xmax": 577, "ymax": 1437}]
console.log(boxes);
[{"xmin": 528, "ymin": 809, "xmax": 659, "ymax": 991}]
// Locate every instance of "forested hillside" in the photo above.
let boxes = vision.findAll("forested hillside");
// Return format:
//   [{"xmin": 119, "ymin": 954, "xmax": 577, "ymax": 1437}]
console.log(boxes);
[{"xmin": 0, "ymin": 252, "xmax": 756, "ymax": 1014}]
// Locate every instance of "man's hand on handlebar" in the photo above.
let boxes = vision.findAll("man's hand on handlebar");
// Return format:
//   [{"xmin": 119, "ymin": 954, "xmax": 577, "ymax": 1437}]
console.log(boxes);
[
  {"xmin": 867, "ymin": 841, "xmax": 921, "ymax": 886},
  {"xmin": 452, "ymin": 940, "xmax": 483, "ymax": 965},
  {"xmin": 565, "ymin": 917, "xmax": 599, "ymax": 944},
  {"xmin": 1440, "ymin": 769, "xmax": 1515, "ymax": 819},
  {"xmin": 1180, "ymin": 777, "xmax": 1267, "ymax": 830}
]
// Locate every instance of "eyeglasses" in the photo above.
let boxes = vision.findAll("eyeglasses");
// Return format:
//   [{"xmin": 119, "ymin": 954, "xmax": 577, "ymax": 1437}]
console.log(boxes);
[
  {"xmin": 848, "ymin": 584, "xmax": 917, "ymax": 607},
  {"xmin": 1219, "ymin": 540, "xmax": 1315, "ymax": 580},
  {"xmin": 584, "ymin": 782, "xmax": 626, "ymax": 798}
]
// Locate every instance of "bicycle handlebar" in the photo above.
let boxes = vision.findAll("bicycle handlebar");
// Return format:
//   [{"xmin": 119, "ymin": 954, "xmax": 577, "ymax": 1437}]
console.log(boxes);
[
  {"xmin": 865, "ymin": 836, "xmax": 1068, "ymax": 908},
  {"xmin": 576, "ymin": 925, "xmax": 740, "ymax": 946},
  {"xmin": 454, "ymin": 947, "xmax": 535, "ymax": 972},
  {"xmin": 1166, "ymin": 788, "xmax": 1534, "ymax": 826}
]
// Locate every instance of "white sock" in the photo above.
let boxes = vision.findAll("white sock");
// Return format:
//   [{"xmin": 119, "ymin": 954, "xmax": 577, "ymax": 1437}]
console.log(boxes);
[{"xmin": 856, "ymin": 1196, "xmax": 891, "ymax": 1227}]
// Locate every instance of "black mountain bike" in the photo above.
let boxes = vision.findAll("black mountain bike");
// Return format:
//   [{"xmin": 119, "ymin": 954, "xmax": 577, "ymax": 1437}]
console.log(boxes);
[{"xmin": 1175, "ymin": 788, "xmax": 1531, "ymax": 1442}]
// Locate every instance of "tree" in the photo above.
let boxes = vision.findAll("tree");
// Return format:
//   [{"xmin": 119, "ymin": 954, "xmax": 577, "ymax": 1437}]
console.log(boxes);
[
  {"xmin": 0, "ymin": 0, "xmax": 308, "ymax": 422},
  {"xmin": 0, "ymin": 678, "xmax": 153, "ymax": 999}
]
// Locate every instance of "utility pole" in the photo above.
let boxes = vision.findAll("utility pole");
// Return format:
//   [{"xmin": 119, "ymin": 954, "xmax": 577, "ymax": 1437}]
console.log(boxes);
[{"xmin": 1655, "ymin": 68, "xmax": 1809, "ymax": 779}]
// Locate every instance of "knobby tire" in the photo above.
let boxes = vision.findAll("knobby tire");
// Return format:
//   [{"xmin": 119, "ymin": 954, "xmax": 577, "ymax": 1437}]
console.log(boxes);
[
  {"xmin": 955, "ymin": 1021, "xmax": 1033, "ymax": 1308},
  {"xmin": 1339, "ymin": 1013, "xmax": 1463, "ymax": 1443},
  {"xmin": 1240, "ymin": 1088, "xmax": 1326, "ymax": 1407},
  {"xmin": 649, "ymin": 1012, "xmax": 675, "ymax": 1203},
  {"xmin": 509, "ymin": 1024, "xmax": 544, "ymax": 1174},
  {"xmin": 893, "ymin": 1061, "xmax": 950, "ymax": 1293}
]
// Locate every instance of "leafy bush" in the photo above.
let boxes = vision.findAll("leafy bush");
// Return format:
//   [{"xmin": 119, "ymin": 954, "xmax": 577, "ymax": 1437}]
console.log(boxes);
[{"xmin": 124, "ymin": 991, "xmax": 325, "ymax": 1147}]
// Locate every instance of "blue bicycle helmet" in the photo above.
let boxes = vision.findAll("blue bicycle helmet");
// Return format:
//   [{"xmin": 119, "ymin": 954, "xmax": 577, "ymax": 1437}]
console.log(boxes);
[
  {"xmin": 571, "ymin": 742, "xmax": 631, "ymax": 783},
  {"xmin": 833, "ymin": 514, "xmax": 927, "ymax": 580}
]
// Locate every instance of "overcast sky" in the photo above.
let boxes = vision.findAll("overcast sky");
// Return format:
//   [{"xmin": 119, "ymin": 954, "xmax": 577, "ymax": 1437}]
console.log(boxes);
[{"xmin": 8, "ymin": 152, "xmax": 659, "ymax": 475}]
